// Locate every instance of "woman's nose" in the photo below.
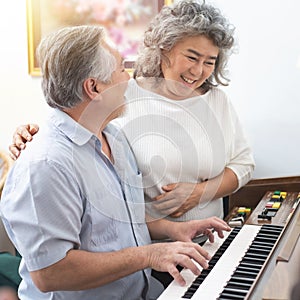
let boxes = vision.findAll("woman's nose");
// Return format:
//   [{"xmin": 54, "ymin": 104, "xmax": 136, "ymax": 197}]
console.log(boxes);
[{"xmin": 190, "ymin": 62, "xmax": 203, "ymax": 77}]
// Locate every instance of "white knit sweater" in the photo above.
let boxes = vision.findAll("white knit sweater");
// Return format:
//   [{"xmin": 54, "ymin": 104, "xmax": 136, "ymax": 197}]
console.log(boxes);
[{"xmin": 113, "ymin": 79, "xmax": 255, "ymax": 221}]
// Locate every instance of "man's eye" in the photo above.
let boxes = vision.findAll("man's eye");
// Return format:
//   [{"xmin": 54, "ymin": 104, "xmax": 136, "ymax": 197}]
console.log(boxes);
[{"xmin": 205, "ymin": 61, "xmax": 215, "ymax": 66}]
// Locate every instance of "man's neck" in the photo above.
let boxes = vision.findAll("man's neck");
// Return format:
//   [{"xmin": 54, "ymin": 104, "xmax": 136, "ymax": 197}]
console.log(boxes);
[
  {"xmin": 97, "ymin": 132, "xmax": 113, "ymax": 163},
  {"xmin": 63, "ymin": 104, "xmax": 114, "ymax": 163}
]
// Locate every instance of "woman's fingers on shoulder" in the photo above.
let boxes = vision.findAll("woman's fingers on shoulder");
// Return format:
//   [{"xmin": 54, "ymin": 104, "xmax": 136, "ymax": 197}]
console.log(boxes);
[
  {"xmin": 8, "ymin": 144, "xmax": 20, "ymax": 160},
  {"xmin": 29, "ymin": 123, "xmax": 39, "ymax": 134},
  {"xmin": 16, "ymin": 124, "xmax": 35, "ymax": 141}
]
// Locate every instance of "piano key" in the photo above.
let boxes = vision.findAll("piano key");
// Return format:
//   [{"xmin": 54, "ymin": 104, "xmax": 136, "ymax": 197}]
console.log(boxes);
[
  {"xmin": 217, "ymin": 225, "xmax": 284, "ymax": 299},
  {"xmin": 225, "ymin": 281, "xmax": 253, "ymax": 290},
  {"xmin": 181, "ymin": 228, "xmax": 243, "ymax": 297},
  {"xmin": 230, "ymin": 275, "xmax": 255, "ymax": 283},
  {"xmin": 250, "ymin": 241, "xmax": 273, "ymax": 248},
  {"xmin": 158, "ymin": 224, "xmax": 284, "ymax": 300},
  {"xmin": 246, "ymin": 247, "xmax": 272, "ymax": 255},
  {"xmin": 219, "ymin": 287, "xmax": 248, "ymax": 295},
  {"xmin": 243, "ymin": 253, "xmax": 268, "ymax": 260},
  {"xmin": 233, "ymin": 270, "xmax": 258, "ymax": 279},
  {"xmin": 218, "ymin": 296, "xmax": 246, "ymax": 300},
  {"xmin": 158, "ymin": 225, "xmax": 260, "ymax": 300},
  {"xmin": 238, "ymin": 262, "xmax": 263, "ymax": 271}
]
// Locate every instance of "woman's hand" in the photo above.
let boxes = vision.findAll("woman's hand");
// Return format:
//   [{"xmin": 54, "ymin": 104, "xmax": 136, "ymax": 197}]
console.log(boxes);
[
  {"xmin": 152, "ymin": 169, "xmax": 238, "ymax": 218},
  {"xmin": 9, "ymin": 124, "xmax": 39, "ymax": 160},
  {"xmin": 153, "ymin": 182, "xmax": 202, "ymax": 218}
]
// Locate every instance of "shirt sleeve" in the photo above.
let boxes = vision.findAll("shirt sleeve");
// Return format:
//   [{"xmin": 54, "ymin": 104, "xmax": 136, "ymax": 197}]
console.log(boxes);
[
  {"xmin": 225, "ymin": 101, "xmax": 255, "ymax": 190},
  {"xmin": 0, "ymin": 159, "xmax": 83, "ymax": 271}
]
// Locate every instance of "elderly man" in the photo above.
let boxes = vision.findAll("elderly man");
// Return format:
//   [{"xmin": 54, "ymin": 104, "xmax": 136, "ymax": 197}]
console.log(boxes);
[{"xmin": 0, "ymin": 25, "xmax": 230, "ymax": 299}]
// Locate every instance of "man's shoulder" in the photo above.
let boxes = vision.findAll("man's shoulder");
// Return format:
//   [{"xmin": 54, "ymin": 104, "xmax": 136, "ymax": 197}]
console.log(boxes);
[{"xmin": 13, "ymin": 125, "xmax": 78, "ymax": 178}]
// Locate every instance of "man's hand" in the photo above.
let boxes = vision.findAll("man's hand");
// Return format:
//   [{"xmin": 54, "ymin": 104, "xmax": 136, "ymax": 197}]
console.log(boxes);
[
  {"xmin": 145, "ymin": 241, "xmax": 210, "ymax": 286},
  {"xmin": 166, "ymin": 217, "xmax": 231, "ymax": 243},
  {"xmin": 9, "ymin": 124, "xmax": 39, "ymax": 160}
]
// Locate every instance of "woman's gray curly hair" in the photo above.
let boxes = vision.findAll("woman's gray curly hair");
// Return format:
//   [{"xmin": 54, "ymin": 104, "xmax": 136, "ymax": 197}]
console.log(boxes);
[{"xmin": 134, "ymin": 0, "xmax": 235, "ymax": 91}]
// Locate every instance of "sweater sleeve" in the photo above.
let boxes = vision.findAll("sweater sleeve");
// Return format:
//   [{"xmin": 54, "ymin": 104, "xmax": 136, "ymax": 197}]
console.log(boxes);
[{"xmin": 225, "ymin": 101, "xmax": 255, "ymax": 190}]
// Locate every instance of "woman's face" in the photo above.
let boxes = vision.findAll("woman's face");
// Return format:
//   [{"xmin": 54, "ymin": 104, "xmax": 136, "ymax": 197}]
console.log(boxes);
[{"xmin": 161, "ymin": 35, "xmax": 219, "ymax": 97}]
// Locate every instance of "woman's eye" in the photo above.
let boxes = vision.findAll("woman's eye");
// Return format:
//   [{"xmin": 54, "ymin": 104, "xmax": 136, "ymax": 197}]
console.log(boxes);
[{"xmin": 187, "ymin": 56, "xmax": 197, "ymax": 61}]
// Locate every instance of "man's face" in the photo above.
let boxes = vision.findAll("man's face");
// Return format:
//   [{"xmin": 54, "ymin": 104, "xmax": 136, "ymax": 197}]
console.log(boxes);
[{"xmin": 97, "ymin": 45, "xmax": 130, "ymax": 120}]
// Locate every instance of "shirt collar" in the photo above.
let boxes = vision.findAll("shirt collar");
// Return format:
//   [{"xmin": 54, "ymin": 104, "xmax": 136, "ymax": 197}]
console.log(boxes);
[
  {"xmin": 48, "ymin": 108, "xmax": 121, "ymax": 148},
  {"xmin": 48, "ymin": 108, "xmax": 94, "ymax": 146}
]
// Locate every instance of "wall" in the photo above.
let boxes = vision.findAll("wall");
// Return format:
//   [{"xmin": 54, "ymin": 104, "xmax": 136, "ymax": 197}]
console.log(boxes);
[
  {"xmin": 212, "ymin": 0, "xmax": 300, "ymax": 178},
  {"xmin": 0, "ymin": 1, "xmax": 49, "ymax": 153},
  {"xmin": 0, "ymin": 0, "xmax": 299, "ymax": 179}
]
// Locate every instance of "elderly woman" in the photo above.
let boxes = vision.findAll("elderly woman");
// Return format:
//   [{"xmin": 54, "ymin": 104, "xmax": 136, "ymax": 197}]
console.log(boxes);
[{"xmin": 116, "ymin": 0, "xmax": 255, "ymax": 221}]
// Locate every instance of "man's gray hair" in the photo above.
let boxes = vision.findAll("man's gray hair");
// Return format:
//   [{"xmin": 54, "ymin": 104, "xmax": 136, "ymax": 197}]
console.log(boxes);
[{"xmin": 37, "ymin": 25, "xmax": 117, "ymax": 109}]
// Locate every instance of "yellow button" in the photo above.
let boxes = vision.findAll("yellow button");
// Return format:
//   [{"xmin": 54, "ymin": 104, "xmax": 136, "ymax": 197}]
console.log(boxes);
[
  {"xmin": 272, "ymin": 202, "xmax": 281, "ymax": 209},
  {"xmin": 280, "ymin": 192, "xmax": 287, "ymax": 198}
]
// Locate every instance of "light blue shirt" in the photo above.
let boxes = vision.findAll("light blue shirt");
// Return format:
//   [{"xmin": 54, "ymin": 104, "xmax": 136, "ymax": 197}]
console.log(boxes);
[{"xmin": 0, "ymin": 109, "xmax": 152, "ymax": 300}]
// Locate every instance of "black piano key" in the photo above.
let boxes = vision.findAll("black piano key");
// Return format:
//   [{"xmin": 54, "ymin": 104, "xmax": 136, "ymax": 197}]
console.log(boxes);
[
  {"xmin": 228, "ymin": 273, "xmax": 254, "ymax": 286},
  {"xmin": 255, "ymin": 232, "xmax": 280, "ymax": 239},
  {"xmin": 238, "ymin": 261, "xmax": 262, "ymax": 271},
  {"xmin": 252, "ymin": 236, "xmax": 278, "ymax": 244},
  {"xmin": 233, "ymin": 271, "xmax": 258, "ymax": 280},
  {"xmin": 261, "ymin": 224, "xmax": 284, "ymax": 231},
  {"xmin": 186, "ymin": 286, "xmax": 198, "ymax": 292},
  {"xmin": 199, "ymin": 269, "xmax": 210, "ymax": 276},
  {"xmin": 192, "ymin": 279, "xmax": 203, "ymax": 285},
  {"xmin": 247, "ymin": 247, "xmax": 272, "ymax": 255},
  {"xmin": 181, "ymin": 293, "xmax": 193, "ymax": 299},
  {"xmin": 243, "ymin": 253, "xmax": 268, "ymax": 261},
  {"xmin": 246, "ymin": 250, "xmax": 269, "ymax": 257},
  {"xmin": 218, "ymin": 294, "xmax": 247, "ymax": 300},
  {"xmin": 257, "ymin": 227, "xmax": 283, "ymax": 236},
  {"xmin": 230, "ymin": 275, "xmax": 255, "ymax": 283},
  {"xmin": 225, "ymin": 281, "xmax": 252, "ymax": 290},
  {"xmin": 218, "ymin": 294, "xmax": 245, "ymax": 300},
  {"xmin": 236, "ymin": 265, "xmax": 259, "ymax": 272},
  {"xmin": 240, "ymin": 257, "xmax": 265, "ymax": 265},
  {"xmin": 251, "ymin": 241, "xmax": 273, "ymax": 249},
  {"xmin": 220, "ymin": 287, "xmax": 248, "ymax": 296},
  {"xmin": 209, "ymin": 258, "xmax": 219, "ymax": 265}
]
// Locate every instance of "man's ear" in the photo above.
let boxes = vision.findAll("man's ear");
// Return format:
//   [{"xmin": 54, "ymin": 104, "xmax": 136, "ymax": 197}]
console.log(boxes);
[{"xmin": 83, "ymin": 78, "xmax": 101, "ymax": 100}]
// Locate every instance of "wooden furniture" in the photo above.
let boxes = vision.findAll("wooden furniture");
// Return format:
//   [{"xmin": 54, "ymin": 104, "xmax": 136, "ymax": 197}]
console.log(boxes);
[
  {"xmin": 228, "ymin": 176, "xmax": 300, "ymax": 212},
  {"xmin": 262, "ymin": 210, "xmax": 300, "ymax": 300}
]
